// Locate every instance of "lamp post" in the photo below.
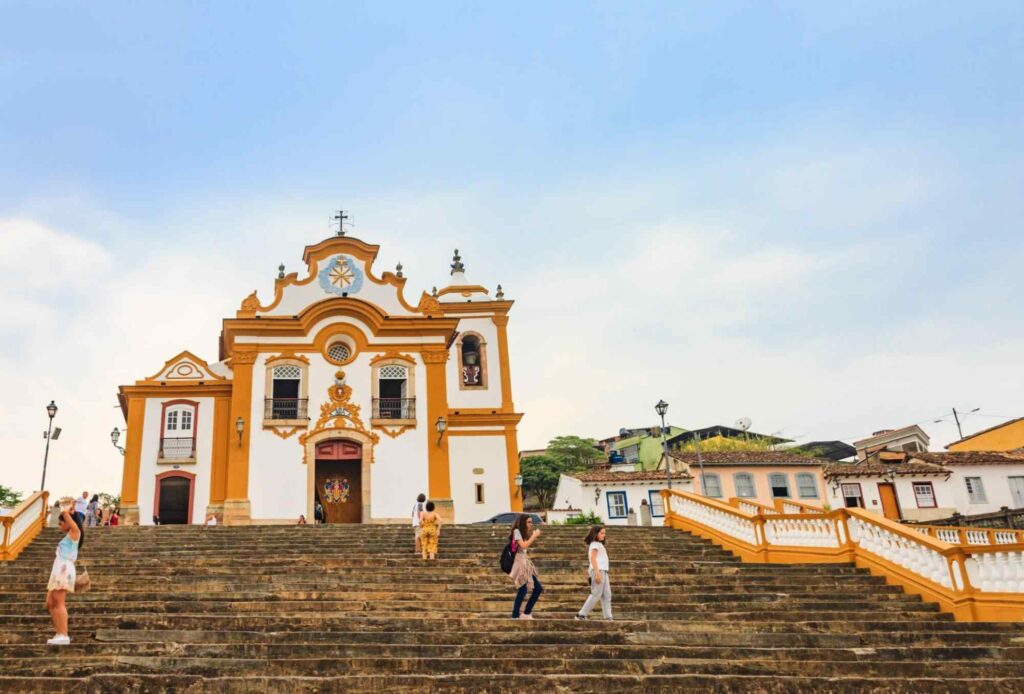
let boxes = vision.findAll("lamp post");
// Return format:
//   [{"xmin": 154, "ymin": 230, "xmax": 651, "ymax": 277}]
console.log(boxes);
[
  {"xmin": 655, "ymin": 400, "xmax": 671, "ymax": 493},
  {"xmin": 111, "ymin": 427, "xmax": 126, "ymax": 456},
  {"xmin": 41, "ymin": 401, "xmax": 58, "ymax": 491},
  {"xmin": 435, "ymin": 416, "xmax": 448, "ymax": 447},
  {"xmin": 235, "ymin": 417, "xmax": 245, "ymax": 447}
]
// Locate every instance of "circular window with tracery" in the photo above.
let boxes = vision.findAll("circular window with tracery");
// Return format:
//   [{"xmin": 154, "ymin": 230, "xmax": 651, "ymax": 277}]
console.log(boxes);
[{"xmin": 325, "ymin": 341, "xmax": 354, "ymax": 364}]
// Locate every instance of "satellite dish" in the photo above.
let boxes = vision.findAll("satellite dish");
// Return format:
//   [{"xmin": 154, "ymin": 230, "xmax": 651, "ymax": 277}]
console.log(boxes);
[
  {"xmin": 735, "ymin": 418, "xmax": 752, "ymax": 432},
  {"xmin": 618, "ymin": 428, "xmax": 629, "ymax": 436}
]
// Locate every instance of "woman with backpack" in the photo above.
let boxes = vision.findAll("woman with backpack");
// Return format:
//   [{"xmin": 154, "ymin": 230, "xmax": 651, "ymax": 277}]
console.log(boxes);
[
  {"xmin": 45, "ymin": 505, "xmax": 84, "ymax": 645},
  {"xmin": 576, "ymin": 525, "xmax": 612, "ymax": 621},
  {"xmin": 508, "ymin": 514, "xmax": 542, "ymax": 620}
]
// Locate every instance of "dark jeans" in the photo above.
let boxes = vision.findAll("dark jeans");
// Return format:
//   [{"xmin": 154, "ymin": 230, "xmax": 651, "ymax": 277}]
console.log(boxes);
[{"xmin": 512, "ymin": 576, "xmax": 543, "ymax": 617}]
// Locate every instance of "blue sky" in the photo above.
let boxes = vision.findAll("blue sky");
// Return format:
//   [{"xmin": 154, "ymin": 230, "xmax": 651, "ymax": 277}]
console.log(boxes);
[{"xmin": 2, "ymin": 2, "xmax": 1023, "ymax": 497}]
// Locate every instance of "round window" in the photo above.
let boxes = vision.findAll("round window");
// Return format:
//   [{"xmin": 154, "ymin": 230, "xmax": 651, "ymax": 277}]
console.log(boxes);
[{"xmin": 327, "ymin": 342, "xmax": 352, "ymax": 363}]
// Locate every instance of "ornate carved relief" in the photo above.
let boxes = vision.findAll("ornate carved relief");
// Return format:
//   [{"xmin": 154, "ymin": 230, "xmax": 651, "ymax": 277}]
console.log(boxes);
[
  {"xmin": 230, "ymin": 351, "xmax": 258, "ymax": 366},
  {"xmin": 298, "ymin": 370, "xmax": 380, "ymax": 464},
  {"xmin": 369, "ymin": 351, "xmax": 416, "ymax": 366},
  {"xmin": 421, "ymin": 348, "xmax": 449, "ymax": 365}
]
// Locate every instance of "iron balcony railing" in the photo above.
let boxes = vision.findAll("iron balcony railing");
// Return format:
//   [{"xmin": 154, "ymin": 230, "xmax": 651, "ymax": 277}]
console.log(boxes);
[
  {"xmin": 373, "ymin": 397, "xmax": 416, "ymax": 420},
  {"xmin": 265, "ymin": 398, "xmax": 309, "ymax": 421},
  {"xmin": 159, "ymin": 437, "xmax": 196, "ymax": 459}
]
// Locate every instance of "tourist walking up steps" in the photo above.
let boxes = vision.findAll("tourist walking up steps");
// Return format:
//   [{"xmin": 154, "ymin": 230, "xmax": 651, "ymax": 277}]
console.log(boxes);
[
  {"xmin": 73, "ymin": 492, "xmax": 88, "ymax": 525},
  {"xmin": 576, "ymin": 525, "xmax": 613, "ymax": 621},
  {"xmin": 419, "ymin": 501, "xmax": 441, "ymax": 560},
  {"xmin": 412, "ymin": 493, "xmax": 426, "ymax": 554},
  {"xmin": 509, "ymin": 514, "xmax": 542, "ymax": 620},
  {"xmin": 45, "ymin": 506, "xmax": 83, "ymax": 645},
  {"xmin": 85, "ymin": 494, "xmax": 100, "ymax": 528}
]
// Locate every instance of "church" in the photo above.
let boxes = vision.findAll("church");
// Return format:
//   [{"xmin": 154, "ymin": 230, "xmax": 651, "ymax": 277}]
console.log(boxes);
[{"xmin": 116, "ymin": 228, "xmax": 524, "ymax": 525}]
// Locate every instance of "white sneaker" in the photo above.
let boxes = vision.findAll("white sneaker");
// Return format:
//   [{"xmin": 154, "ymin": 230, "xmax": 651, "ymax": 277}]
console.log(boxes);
[
  {"xmin": 46, "ymin": 634, "xmax": 70, "ymax": 646},
  {"xmin": 518, "ymin": 614, "xmax": 534, "ymax": 620}
]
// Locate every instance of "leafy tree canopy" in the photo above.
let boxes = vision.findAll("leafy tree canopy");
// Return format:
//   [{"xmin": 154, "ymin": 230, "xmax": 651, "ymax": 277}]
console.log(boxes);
[
  {"xmin": 675, "ymin": 435, "xmax": 792, "ymax": 454},
  {"xmin": 0, "ymin": 485, "xmax": 24, "ymax": 510},
  {"xmin": 546, "ymin": 435, "xmax": 603, "ymax": 470},
  {"xmin": 519, "ymin": 455, "xmax": 562, "ymax": 510}
]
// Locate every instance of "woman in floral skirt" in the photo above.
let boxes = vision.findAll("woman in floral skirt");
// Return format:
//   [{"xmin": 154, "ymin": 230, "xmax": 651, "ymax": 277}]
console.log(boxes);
[{"xmin": 45, "ymin": 506, "xmax": 83, "ymax": 645}]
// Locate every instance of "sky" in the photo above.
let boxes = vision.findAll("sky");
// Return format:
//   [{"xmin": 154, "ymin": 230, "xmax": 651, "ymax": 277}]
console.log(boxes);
[{"xmin": 2, "ymin": 2, "xmax": 1023, "ymax": 501}]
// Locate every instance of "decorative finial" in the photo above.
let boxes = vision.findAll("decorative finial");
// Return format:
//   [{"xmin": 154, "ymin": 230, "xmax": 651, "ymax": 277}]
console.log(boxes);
[
  {"xmin": 495, "ymin": 284, "xmax": 504, "ymax": 300},
  {"xmin": 333, "ymin": 210, "xmax": 350, "ymax": 237},
  {"xmin": 450, "ymin": 249, "xmax": 464, "ymax": 275},
  {"xmin": 278, "ymin": 263, "xmax": 285, "ymax": 279},
  {"xmin": 396, "ymin": 262, "xmax": 403, "ymax": 278},
  {"xmin": 431, "ymin": 286, "xmax": 438, "ymax": 297}
]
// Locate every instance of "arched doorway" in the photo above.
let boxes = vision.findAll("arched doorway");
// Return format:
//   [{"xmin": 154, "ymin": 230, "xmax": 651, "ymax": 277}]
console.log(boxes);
[
  {"xmin": 154, "ymin": 471, "xmax": 195, "ymax": 524},
  {"xmin": 314, "ymin": 439, "xmax": 363, "ymax": 523}
]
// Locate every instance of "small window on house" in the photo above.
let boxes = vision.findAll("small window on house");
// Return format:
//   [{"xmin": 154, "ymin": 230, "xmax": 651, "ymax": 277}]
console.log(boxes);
[
  {"xmin": 902, "ymin": 442, "xmax": 921, "ymax": 452},
  {"xmin": 475, "ymin": 483, "xmax": 485, "ymax": 504},
  {"xmin": 841, "ymin": 483, "xmax": 864, "ymax": 509},
  {"xmin": 376, "ymin": 365, "xmax": 410, "ymax": 419},
  {"xmin": 622, "ymin": 445, "xmax": 640, "ymax": 463},
  {"xmin": 965, "ymin": 477, "xmax": 987, "ymax": 504},
  {"xmin": 769, "ymin": 473, "xmax": 791, "ymax": 498},
  {"xmin": 460, "ymin": 334, "xmax": 485, "ymax": 387},
  {"xmin": 796, "ymin": 473, "xmax": 819, "ymax": 499},
  {"xmin": 166, "ymin": 410, "xmax": 178, "ymax": 431},
  {"xmin": 702, "ymin": 473, "xmax": 722, "ymax": 498},
  {"xmin": 606, "ymin": 492, "xmax": 628, "ymax": 519},
  {"xmin": 913, "ymin": 482, "xmax": 936, "ymax": 508},
  {"xmin": 648, "ymin": 490, "xmax": 665, "ymax": 517},
  {"xmin": 733, "ymin": 473, "xmax": 756, "ymax": 498}
]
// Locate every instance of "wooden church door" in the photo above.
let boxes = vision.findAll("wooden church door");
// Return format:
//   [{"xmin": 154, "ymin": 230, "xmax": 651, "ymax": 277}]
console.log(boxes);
[{"xmin": 314, "ymin": 440, "xmax": 363, "ymax": 523}]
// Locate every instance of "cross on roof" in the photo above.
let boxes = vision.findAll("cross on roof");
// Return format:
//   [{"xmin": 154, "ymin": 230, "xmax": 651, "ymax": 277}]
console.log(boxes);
[{"xmin": 333, "ymin": 210, "xmax": 350, "ymax": 237}]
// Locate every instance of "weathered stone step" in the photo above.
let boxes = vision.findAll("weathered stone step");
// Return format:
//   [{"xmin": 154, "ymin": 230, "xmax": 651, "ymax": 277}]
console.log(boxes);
[{"xmin": 5, "ymin": 672, "xmax": 1024, "ymax": 693}]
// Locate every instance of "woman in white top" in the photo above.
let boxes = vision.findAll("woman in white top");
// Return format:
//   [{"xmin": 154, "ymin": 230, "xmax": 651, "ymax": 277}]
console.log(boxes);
[
  {"xmin": 46, "ymin": 506, "xmax": 83, "ymax": 645},
  {"xmin": 576, "ymin": 525, "xmax": 612, "ymax": 621},
  {"xmin": 509, "ymin": 514, "xmax": 542, "ymax": 619}
]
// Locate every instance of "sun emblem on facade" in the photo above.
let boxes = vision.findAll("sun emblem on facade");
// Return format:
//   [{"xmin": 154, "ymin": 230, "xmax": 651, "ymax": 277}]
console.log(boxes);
[
  {"xmin": 329, "ymin": 262, "xmax": 355, "ymax": 288},
  {"xmin": 317, "ymin": 255, "xmax": 364, "ymax": 297}
]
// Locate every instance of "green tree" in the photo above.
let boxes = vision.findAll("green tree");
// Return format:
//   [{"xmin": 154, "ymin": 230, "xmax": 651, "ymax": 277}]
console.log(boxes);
[
  {"xmin": 546, "ymin": 435, "xmax": 603, "ymax": 470},
  {"xmin": 0, "ymin": 485, "xmax": 24, "ymax": 510},
  {"xmin": 98, "ymin": 492, "xmax": 121, "ymax": 509},
  {"xmin": 519, "ymin": 455, "xmax": 563, "ymax": 510}
]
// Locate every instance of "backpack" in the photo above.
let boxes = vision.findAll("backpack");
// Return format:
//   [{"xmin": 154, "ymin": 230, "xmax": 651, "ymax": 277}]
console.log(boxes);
[{"xmin": 500, "ymin": 539, "xmax": 518, "ymax": 574}]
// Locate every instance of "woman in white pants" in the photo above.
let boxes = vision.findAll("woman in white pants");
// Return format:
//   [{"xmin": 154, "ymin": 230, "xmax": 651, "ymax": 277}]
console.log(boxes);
[{"xmin": 576, "ymin": 525, "xmax": 612, "ymax": 621}]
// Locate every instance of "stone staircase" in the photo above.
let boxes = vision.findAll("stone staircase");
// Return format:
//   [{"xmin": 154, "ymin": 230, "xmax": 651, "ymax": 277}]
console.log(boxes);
[{"xmin": 1, "ymin": 524, "xmax": 1024, "ymax": 691}]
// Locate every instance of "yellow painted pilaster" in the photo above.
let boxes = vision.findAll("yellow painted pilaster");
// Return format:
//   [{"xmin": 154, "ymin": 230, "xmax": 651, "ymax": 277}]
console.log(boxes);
[
  {"xmin": 423, "ymin": 346, "xmax": 452, "ymax": 501},
  {"xmin": 504, "ymin": 425, "xmax": 523, "ymax": 512},
  {"xmin": 208, "ymin": 395, "xmax": 231, "ymax": 510},
  {"xmin": 119, "ymin": 397, "xmax": 146, "ymax": 525},
  {"xmin": 492, "ymin": 314, "xmax": 514, "ymax": 413},
  {"xmin": 224, "ymin": 351, "xmax": 256, "ymax": 524}
]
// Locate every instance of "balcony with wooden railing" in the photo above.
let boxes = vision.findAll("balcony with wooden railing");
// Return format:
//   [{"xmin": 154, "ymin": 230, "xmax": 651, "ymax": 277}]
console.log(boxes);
[
  {"xmin": 264, "ymin": 398, "xmax": 310, "ymax": 422},
  {"xmin": 662, "ymin": 488, "xmax": 1024, "ymax": 621},
  {"xmin": 158, "ymin": 437, "xmax": 196, "ymax": 461},
  {"xmin": 372, "ymin": 397, "xmax": 416, "ymax": 422},
  {"xmin": 1, "ymin": 491, "xmax": 49, "ymax": 560}
]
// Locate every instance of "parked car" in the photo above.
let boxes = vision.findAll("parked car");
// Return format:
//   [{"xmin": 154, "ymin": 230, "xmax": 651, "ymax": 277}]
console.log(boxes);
[{"xmin": 474, "ymin": 512, "xmax": 545, "ymax": 526}]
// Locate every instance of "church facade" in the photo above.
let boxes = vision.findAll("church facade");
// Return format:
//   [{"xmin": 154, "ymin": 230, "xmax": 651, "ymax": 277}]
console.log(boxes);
[{"xmin": 117, "ymin": 233, "xmax": 524, "ymax": 525}]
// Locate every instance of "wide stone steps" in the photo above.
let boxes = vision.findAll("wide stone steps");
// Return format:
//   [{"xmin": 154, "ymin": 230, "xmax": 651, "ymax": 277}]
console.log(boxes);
[{"xmin": 4, "ymin": 524, "xmax": 1023, "ymax": 691}]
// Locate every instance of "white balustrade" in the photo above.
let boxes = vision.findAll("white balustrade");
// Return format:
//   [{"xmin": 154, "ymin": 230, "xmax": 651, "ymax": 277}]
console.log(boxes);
[
  {"xmin": 995, "ymin": 531, "xmax": 1021, "ymax": 545},
  {"xmin": 737, "ymin": 501, "xmax": 761, "ymax": 515},
  {"xmin": 966, "ymin": 552, "xmax": 1024, "ymax": 593},
  {"xmin": 935, "ymin": 528, "xmax": 961, "ymax": 544},
  {"xmin": 764, "ymin": 517, "xmax": 840, "ymax": 547},
  {"xmin": 847, "ymin": 516, "xmax": 952, "ymax": 589},
  {"xmin": 675, "ymin": 497, "xmax": 758, "ymax": 545},
  {"xmin": 966, "ymin": 530, "xmax": 990, "ymax": 545}
]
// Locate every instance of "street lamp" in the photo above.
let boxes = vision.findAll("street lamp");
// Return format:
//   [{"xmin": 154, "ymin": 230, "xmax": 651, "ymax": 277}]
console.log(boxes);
[
  {"xmin": 513, "ymin": 473, "xmax": 523, "ymax": 497},
  {"xmin": 41, "ymin": 401, "xmax": 58, "ymax": 491},
  {"xmin": 655, "ymin": 400, "xmax": 671, "ymax": 493},
  {"xmin": 235, "ymin": 417, "xmax": 245, "ymax": 447},
  {"xmin": 111, "ymin": 427, "xmax": 125, "ymax": 456},
  {"xmin": 435, "ymin": 416, "xmax": 448, "ymax": 447}
]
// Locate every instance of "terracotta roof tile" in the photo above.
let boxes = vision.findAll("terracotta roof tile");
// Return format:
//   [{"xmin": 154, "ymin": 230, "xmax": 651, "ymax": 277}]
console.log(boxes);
[
  {"xmin": 667, "ymin": 451, "xmax": 829, "ymax": 467},
  {"xmin": 910, "ymin": 451, "xmax": 1024, "ymax": 466},
  {"xmin": 569, "ymin": 470, "xmax": 693, "ymax": 483},
  {"xmin": 823, "ymin": 460, "xmax": 951, "ymax": 478}
]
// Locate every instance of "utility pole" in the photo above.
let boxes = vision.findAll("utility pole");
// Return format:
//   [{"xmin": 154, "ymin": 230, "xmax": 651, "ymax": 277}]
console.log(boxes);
[{"xmin": 951, "ymin": 407, "xmax": 980, "ymax": 440}]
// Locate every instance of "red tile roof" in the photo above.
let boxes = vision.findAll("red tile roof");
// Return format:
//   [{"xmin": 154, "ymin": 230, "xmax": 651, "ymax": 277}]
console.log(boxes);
[
  {"xmin": 911, "ymin": 451, "xmax": 1024, "ymax": 466},
  {"xmin": 667, "ymin": 451, "xmax": 829, "ymax": 467},
  {"xmin": 823, "ymin": 460, "xmax": 951, "ymax": 478},
  {"xmin": 569, "ymin": 470, "xmax": 693, "ymax": 483}
]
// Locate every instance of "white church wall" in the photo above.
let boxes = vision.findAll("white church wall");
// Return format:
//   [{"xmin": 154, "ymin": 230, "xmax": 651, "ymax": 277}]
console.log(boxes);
[
  {"xmin": 137, "ymin": 396, "xmax": 215, "ymax": 525},
  {"xmin": 449, "ymin": 434, "xmax": 512, "ymax": 523}
]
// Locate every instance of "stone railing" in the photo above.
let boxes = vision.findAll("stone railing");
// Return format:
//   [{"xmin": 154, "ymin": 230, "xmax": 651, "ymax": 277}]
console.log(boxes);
[
  {"xmin": 662, "ymin": 488, "xmax": 1024, "ymax": 621},
  {"xmin": 0, "ymin": 491, "xmax": 49, "ymax": 560},
  {"xmin": 911, "ymin": 524, "xmax": 1024, "ymax": 546}
]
